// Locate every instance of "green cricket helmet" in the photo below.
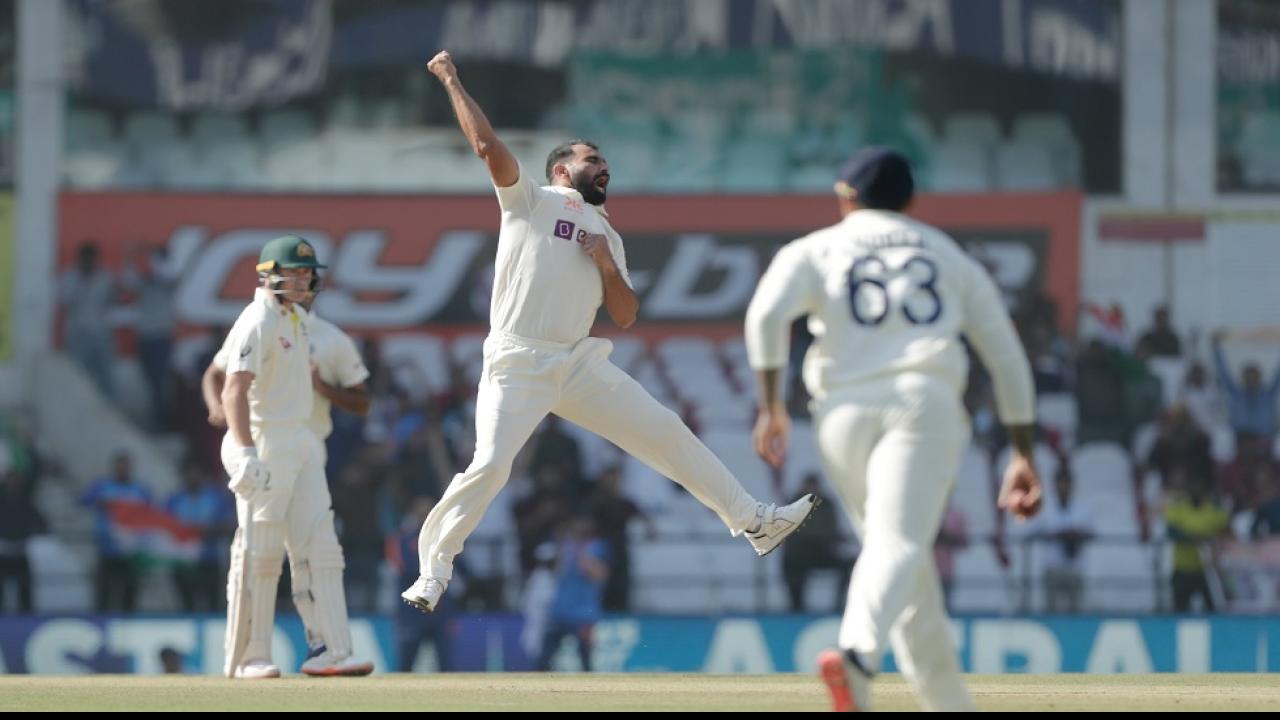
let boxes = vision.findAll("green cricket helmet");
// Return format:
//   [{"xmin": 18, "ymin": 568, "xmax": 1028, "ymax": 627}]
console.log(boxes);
[{"xmin": 256, "ymin": 235, "xmax": 326, "ymax": 294}]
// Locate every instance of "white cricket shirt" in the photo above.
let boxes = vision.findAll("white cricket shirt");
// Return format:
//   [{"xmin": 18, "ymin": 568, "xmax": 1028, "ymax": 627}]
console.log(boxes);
[
  {"xmin": 746, "ymin": 209, "xmax": 1035, "ymax": 424},
  {"xmin": 489, "ymin": 163, "xmax": 632, "ymax": 345}
]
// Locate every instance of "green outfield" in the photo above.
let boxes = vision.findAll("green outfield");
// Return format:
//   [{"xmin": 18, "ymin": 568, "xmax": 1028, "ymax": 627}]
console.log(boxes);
[{"xmin": 2, "ymin": 674, "xmax": 1277, "ymax": 712}]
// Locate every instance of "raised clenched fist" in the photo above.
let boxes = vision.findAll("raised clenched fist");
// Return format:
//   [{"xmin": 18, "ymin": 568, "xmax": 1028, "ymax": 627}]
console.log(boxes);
[{"xmin": 427, "ymin": 51, "xmax": 458, "ymax": 83}]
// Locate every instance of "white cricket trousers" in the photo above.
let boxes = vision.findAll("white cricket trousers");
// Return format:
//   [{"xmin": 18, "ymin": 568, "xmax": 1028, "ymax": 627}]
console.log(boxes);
[
  {"xmin": 417, "ymin": 331, "xmax": 760, "ymax": 580},
  {"xmin": 222, "ymin": 426, "xmax": 352, "ymax": 661},
  {"xmin": 813, "ymin": 374, "xmax": 975, "ymax": 712}
]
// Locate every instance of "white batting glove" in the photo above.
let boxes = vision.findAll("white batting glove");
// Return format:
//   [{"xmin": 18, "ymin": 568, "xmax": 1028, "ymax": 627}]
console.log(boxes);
[{"xmin": 227, "ymin": 447, "xmax": 269, "ymax": 500}]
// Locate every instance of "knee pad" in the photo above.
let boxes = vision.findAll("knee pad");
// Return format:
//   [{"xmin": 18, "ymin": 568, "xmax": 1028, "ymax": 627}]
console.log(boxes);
[
  {"xmin": 311, "ymin": 523, "xmax": 346, "ymax": 572},
  {"xmin": 247, "ymin": 521, "xmax": 287, "ymax": 577}
]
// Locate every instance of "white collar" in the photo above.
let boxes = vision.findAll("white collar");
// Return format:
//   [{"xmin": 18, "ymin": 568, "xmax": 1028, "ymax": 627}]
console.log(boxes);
[
  {"xmin": 254, "ymin": 286, "xmax": 295, "ymax": 316},
  {"xmin": 844, "ymin": 208, "xmax": 906, "ymax": 224}
]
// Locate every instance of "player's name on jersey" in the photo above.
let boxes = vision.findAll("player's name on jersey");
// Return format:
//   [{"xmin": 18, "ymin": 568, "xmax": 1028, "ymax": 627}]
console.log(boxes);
[{"xmin": 854, "ymin": 230, "xmax": 926, "ymax": 250}]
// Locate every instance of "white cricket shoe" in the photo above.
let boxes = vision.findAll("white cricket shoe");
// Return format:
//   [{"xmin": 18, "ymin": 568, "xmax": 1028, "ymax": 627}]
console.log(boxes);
[
  {"xmin": 818, "ymin": 648, "xmax": 873, "ymax": 712},
  {"xmin": 301, "ymin": 648, "xmax": 374, "ymax": 677},
  {"xmin": 234, "ymin": 658, "xmax": 282, "ymax": 679},
  {"xmin": 401, "ymin": 575, "xmax": 447, "ymax": 614},
  {"xmin": 745, "ymin": 494, "xmax": 820, "ymax": 557}
]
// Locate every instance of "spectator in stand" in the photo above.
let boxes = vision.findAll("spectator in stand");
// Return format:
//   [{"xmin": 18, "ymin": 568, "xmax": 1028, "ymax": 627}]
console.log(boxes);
[
  {"xmin": 392, "ymin": 402, "xmax": 456, "ymax": 502},
  {"xmin": 1077, "ymin": 336, "xmax": 1163, "ymax": 446},
  {"xmin": 1029, "ymin": 461, "xmax": 1094, "ymax": 614},
  {"xmin": 589, "ymin": 466, "xmax": 654, "ymax": 612},
  {"xmin": 1219, "ymin": 434, "xmax": 1278, "ymax": 515},
  {"xmin": 1179, "ymin": 362, "xmax": 1228, "ymax": 436},
  {"xmin": 79, "ymin": 451, "xmax": 152, "ymax": 612},
  {"xmin": 781, "ymin": 473, "xmax": 849, "ymax": 612},
  {"xmin": 1164, "ymin": 474, "xmax": 1231, "ymax": 613},
  {"xmin": 1211, "ymin": 329, "xmax": 1280, "ymax": 444},
  {"xmin": 332, "ymin": 451, "xmax": 387, "ymax": 613},
  {"xmin": 1138, "ymin": 306, "xmax": 1183, "ymax": 358},
  {"xmin": 165, "ymin": 458, "xmax": 233, "ymax": 612},
  {"xmin": 1121, "ymin": 338, "xmax": 1165, "ymax": 441},
  {"xmin": 159, "ymin": 647, "xmax": 186, "ymax": 674},
  {"xmin": 1147, "ymin": 404, "xmax": 1215, "ymax": 487},
  {"xmin": 1018, "ymin": 292, "xmax": 1073, "ymax": 393},
  {"xmin": 58, "ymin": 242, "xmax": 119, "ymax": 398},
  {"xmin": 537, "ymin": 515, "xmax": 608, "ymax": 672},
  {"xmin": 390, "ymin": 496, "xmax": 462, "ymax": 672},
  {"xmin": 0, "ymin": 412, "xmax": 48, "ymax": 485},
  {"xmin": 1082, "ymin": 301, "xmax": 1129, "ymax": 349},
  {"xmin": 1076, "ymin": 339, "xmax": 1129, "ymax": 445},
  {"xmin": 513, "ymin": 465, "xmax": 573, "ymax": 577},
  {"xmin": 520, "ymin": 542, "xmax": 558, "ymax": 667},
  {"xmin": 1249, "ymin": 464, "xmax": 1280, "ymax": 538},
  {"xmin": 361, "ymin": 361, "xmax": 405, "ymax": 448},
  {"xmin": 0, "ymin": 467, "xmax": 46, "ymax": 613},
  {"xmin": 120, "ymin": 244, "xmax": 178, "ymax": 430},
  {"xmin": 529, "ymin": 416, "xmax": 585, "ymax": 493}
]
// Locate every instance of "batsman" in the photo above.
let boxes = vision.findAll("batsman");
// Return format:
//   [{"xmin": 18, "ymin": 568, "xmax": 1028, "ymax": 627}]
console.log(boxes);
[{"xmin": 217, "ymin": 235, "xmax": 370, "ymax": 678}]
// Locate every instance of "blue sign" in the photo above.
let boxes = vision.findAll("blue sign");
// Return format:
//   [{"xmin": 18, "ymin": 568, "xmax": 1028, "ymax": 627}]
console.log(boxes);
[{"xmin": 3, "ymin": 614, "xmax": 1278, "ymax": 675}]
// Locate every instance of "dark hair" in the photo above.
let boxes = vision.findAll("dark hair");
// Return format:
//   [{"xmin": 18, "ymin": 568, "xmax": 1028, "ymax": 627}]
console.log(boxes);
[{"xmin": 545, "ymin": 139, "xmax": 599, "ymax": 181}]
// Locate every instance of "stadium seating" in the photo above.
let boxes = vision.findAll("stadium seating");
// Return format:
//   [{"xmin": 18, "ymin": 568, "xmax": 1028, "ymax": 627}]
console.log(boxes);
[
  {"xmin": 64, "ymin": 102, "xmax": 1089, "ymax": 193},
  {"xmin": 952, "ymin": 543, "xmax": 1015, "ymax": 613},
  {"xmin": 995, "ymin": 141, "xmax": 1059, "ymax": 190}
]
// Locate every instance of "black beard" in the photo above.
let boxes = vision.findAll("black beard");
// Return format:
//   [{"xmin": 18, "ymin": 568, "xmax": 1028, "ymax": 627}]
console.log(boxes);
[{"xmin": 572, "ymin": 172, "xmax": 607, "ymax": 206}]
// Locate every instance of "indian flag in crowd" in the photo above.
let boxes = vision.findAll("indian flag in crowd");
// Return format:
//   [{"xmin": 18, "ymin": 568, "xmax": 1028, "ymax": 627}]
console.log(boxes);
[{"xmin": 108, "ymin": 500, "xmax": 202, "ymax": 566}]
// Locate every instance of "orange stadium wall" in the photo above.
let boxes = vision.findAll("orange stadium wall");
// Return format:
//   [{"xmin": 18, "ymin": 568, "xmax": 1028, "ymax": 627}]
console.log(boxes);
[{"xmin": 57, "ymin": 192, "xmax": 1081, "ymax": 346}]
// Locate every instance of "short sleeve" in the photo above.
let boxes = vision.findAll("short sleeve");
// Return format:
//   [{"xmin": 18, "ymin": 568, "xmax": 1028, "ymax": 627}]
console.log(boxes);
[
  {"xmin": 333, "ymin": 332, "xmax": 371, "ymax": 388},
  {"xmin": 493, "ymin": 161, "xmax": 546, "ymax": 217},
  {"xmin": 223, "ymin": 318, "xmax": 265, "ymax": 377}
]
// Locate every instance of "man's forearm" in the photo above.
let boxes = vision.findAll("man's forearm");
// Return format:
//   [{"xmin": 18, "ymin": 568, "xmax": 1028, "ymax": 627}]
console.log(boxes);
[
  {"xmin": 443, "ymin": 77, "xmax": 501, "ymax": 158},
  {"xmin": 600, "ymin": 265, "xmax": 638, "ymax": 328},
  {"xmin": 1007, "ymin": 424, "xmax": 1035, "ymax": 458},
  {"xmin": 756, "ymin": 368, "xmax": 785, "ymax": 413},
  {"xmin": 316, "ymin": 382, "xmax": 371, "ymax": 417},
  {"xmin": 222, "ymin": 378, "xmax": 254, "ymax": 448},
  {"xmin": 226, "ymin": 392, "xmax": 253, "ymax": 448},
  {"xmin": 201, "ymin": 367, "xmax": 225, "ymax": 415}
]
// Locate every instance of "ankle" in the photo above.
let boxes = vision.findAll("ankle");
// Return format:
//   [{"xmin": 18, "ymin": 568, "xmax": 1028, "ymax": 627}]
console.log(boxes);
[{"xmin": 845, "ymin": 649, "xmax": 874, "ymax": 678}]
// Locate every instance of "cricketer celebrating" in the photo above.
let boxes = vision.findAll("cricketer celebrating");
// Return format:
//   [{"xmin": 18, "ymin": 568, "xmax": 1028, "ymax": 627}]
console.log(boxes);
[{"xmin": 402, "ymin": 51, "xmax": 819, "ymax": 615}]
